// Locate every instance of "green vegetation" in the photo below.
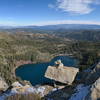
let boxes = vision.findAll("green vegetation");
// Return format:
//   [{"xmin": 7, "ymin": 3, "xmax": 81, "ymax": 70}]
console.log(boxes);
[
  {"xmin": 0, "ymin": 32, "xmax": 73, "ymax": 85},
  {"xmin": 55, "ymin": 30, "xmax": 100, "ymax": 41},
  {"xmin": 72, "ymin": 42, "xmax": 100, "ymax": 71},
  {"xmin": 0, "ymin": 30, "xmax": 100, "ymax": 86}
]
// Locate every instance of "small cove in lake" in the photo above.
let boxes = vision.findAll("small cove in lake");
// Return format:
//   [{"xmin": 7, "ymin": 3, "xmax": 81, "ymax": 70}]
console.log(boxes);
[{"xmin": 15, "ymin": 56, "xmax": 78, "ymax": 86}]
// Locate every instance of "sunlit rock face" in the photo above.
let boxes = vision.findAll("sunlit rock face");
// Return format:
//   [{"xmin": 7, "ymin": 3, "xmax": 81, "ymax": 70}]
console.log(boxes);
[
  {"xmin": 45, "ymin": 60, "xmax": 79, "ymax": 84},
  {"xmin": 0, "ymin": 76, "xmax": 8, "ymax": 91},
  {"xmin": 85, "ymin": 78, "xmax": 100, "ymax": 100}
]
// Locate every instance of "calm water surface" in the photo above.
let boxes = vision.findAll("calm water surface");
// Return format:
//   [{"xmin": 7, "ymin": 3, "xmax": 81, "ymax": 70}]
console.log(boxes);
[{"xmin": 15, "ymin": 56, "xmax": 78, "ymax": 86}]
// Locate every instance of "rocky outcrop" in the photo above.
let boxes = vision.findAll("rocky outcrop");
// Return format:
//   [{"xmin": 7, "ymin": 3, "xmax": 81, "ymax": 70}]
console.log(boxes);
[
  {"xmin": 45, "ymin": 86, "xmax": 72, "ymax": 100},
  {"xmin": 45, "ymin": 60, "xmax": 79, "ymax": 85},
  {"xmin": 85, "ymin": 78, "xmax": 100, "ymax": 100},
  {"xmin": 0, "ymin": 76, "xmax": 8, "ymax": 91},
  {"xmin": 11, "ymin": 82, "xmax": 36, "ymax": 94},
  {"xmin": 85, "ymin": 62, "xmax": 100, "ymax": 84},
  {"xmin": 0, "ymin": 81, "xmax": 57, "ymax": 100},
  {"xmin": 69, "ymin": 84, "xmax": 90, "ymax": 100}
]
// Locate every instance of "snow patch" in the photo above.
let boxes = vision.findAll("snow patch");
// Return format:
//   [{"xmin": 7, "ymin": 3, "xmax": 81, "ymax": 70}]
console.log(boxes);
[{"xmin": 35, "ymin": 87, "xmax": 45, "ymax": 96}]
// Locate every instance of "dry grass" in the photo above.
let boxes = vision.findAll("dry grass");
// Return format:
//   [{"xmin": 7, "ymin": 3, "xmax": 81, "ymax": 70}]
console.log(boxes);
[{"xmin": 6, "ymin": 93, "xmax": 41, "ymax": 100}]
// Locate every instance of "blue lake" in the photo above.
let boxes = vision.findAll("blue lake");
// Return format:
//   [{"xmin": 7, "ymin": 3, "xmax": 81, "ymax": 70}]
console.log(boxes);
[{"xmin": 15, "ymin": 56, "xmax": 78, "ymax": 86}]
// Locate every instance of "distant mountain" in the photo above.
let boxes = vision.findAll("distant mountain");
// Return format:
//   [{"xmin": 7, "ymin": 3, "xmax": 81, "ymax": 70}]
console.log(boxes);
[
  {"xmin": 28, "ymin": 24, "xmax": 100, "ymax": 30},
  {"xmin": 0, "ymin": 26, "xmax": 15, "ymax": 29},
  {"xmin": 0, "ymin": 24, "xmax": 100, "ymax": 41},
  {"xmin": 1, "ymin": 24, "xmax": 100, "ymax": 30}
]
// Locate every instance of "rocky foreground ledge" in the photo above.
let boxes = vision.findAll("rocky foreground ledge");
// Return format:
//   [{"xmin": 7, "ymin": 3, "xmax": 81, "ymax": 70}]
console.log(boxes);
[{"xmin": 0, "ymin": 61, "xmax": 100, "ymax": 100}]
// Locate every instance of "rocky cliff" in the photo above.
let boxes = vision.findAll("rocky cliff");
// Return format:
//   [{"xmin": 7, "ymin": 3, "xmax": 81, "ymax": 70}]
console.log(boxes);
[
  {"xmin": 85, "ymin": 62, "xmax": 100, "ymax": 84},
  {"xmin": 85, "ymin": 78, "xmax": 100, "ymax": 100},
  {"xmin": 0, "ymin": 76, "xmax": 8, "ymax": 91}
]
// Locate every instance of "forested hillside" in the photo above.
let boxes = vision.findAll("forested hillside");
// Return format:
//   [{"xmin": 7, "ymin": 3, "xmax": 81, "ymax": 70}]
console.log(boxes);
[
  {"xmin": 54, "ymin": 30, "xmax": 100, "ymax": 41},
  {"xmin": 0, "ymin": 31, "xmax": 100, "ymax": 86},
  {"xmin": 1, "ymin": 29, "xmax": 100, "ymax": 41},
  {"xmin": 0, "ymin": 32, "xmax": 74, "ymax": 85},
  {"xmin": 0, "ymin": 30, "xmax": 100, "ymax": 100}
]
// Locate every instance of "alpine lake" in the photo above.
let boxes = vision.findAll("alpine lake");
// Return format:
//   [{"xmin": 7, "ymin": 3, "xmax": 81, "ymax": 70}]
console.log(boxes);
[{"xmin": 15, "ymin": 56, "xmax": 78, "ymax": 86}]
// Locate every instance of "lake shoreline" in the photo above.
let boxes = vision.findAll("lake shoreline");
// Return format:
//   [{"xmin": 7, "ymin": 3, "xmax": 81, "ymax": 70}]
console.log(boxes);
[
  {"xmin": 14, "ymin": 54, "xmax": 76, "ymax": 77},
  {"xmin": 12, "ymin": 55, "xmax": 55, "ymax": 80},
  {"xmin": 15, "ymin": 55, "xmax": 78, "ymax": 86}
]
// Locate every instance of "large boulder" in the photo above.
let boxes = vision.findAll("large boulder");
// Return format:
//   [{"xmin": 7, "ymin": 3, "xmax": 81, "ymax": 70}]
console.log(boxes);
[
  {"xmin": 45, "ymin": 60, "xmax": 79, "ymax": 85},
  {"xmin": 0, "ymin": 76, "xmax": 8, "ymax": 91},
  {"xmin": 85, "ymin": 78, "xmax": 100, "ymax": 100}
]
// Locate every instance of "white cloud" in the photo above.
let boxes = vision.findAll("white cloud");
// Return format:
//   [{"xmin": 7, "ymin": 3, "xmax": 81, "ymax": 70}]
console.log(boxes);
[
  {"xmin": 50, "ymin": 0, "xmax": 100, "ymax": 14},
  {"xmin": 1, "ymin": 20, "xmax": 100, "ymax": 26}
]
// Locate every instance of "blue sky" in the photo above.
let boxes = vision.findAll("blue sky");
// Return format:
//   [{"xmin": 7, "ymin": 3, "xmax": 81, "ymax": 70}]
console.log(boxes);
[{"xmin": 0, "ymin": 0, "xmax": 100, "ymax": 26}]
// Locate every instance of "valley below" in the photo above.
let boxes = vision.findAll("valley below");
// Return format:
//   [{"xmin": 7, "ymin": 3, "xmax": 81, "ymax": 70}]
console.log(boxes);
[{"xmin": 0, "ymin": 29, "xmax": 100, "ymax": 100}]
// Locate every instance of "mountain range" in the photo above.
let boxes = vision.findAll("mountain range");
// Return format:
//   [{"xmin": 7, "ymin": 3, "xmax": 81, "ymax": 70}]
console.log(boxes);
[{"xmin": 1, "ymin": 24, "xmax": 100, "ymax": 30}]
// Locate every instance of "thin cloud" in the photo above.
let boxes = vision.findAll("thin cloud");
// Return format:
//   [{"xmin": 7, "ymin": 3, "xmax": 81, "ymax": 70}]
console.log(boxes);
[
  {"xmin": 33, "ymin": 20, "xmax": 100, "ymax": 26},
  {"xmin": 49, "ymin": 0, "xmax": 100, "ymax": 14},
  {"xmin": 1, "ymin": 20, "xmax": 100, "ymax": 26},
  {"xmin": 48, "ymin": 4, "xmax": 55, "ymax": 8}
]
